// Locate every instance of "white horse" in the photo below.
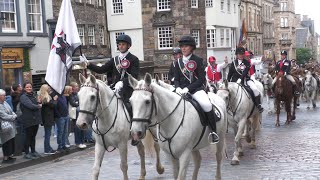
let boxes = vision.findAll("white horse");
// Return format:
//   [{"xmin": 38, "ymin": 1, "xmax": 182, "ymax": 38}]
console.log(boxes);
[
  {"xmin": 304, "ymin": 72, "xmax": 317, "ymax": 109},
  {"xmin": 217, "ymin": 81, "xmax": 262, "ymax": 165},
  {"xmin": 76, "ymin": 74, "xmax": 164, "ymax": 180},
  {"xmin": 129, "ymin": 73, "xmax": 227, "ymax": 180},
  {"xmin": 261, "ymin": 73, "xmax": 274, "ymax": 113}
]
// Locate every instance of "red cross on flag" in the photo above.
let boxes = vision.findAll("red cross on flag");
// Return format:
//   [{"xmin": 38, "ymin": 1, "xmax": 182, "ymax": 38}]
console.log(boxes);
[{"xmin": 45, "ymin": 0, "xmax": 81, "ymax": 94}]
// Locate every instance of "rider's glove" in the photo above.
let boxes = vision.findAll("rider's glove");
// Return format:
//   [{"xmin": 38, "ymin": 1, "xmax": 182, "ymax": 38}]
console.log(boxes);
[
  {"xmin": 175, "ymin": 87, "xmax": 182, "ymax": 95},
  {"xmin": 79, "ymin": 54, "xmax": 89, "ymax": 67},
  {"xmin": 236, "ymin": 78, "xmax": 242, "ymax": 84},
  {"xmin": 114, "ymin": 81, "xmax": 123, "ymax": 93},
  {"xmin": 181, "ymin": 88, "xmax": 189, "ymax": 95}
]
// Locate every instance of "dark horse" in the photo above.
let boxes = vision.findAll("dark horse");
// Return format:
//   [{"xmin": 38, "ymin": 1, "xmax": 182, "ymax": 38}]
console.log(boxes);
[{"xmin": 274, "ymin": 74, "xmax": 298, "ymax": 126}]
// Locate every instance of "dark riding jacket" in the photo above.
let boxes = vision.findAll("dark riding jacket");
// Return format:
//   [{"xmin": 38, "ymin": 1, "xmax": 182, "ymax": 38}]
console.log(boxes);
[
  {"xmin": 227, "ymin": 59, "xmax": 251, "ymax": 82},
  {"xmin": 275, "ymin": 59, "xmax": 291, "ymax": 75},
  {"xmin": 174, "ymin": 54, "xmax": 205, "ymax": 94},
  {"xmin": 168, "ymin": 62, "xmax": 175, "ymax": 85},
  {"xmin": 88, "ymin": 52, "xmax": 139, "ymax": 102}
]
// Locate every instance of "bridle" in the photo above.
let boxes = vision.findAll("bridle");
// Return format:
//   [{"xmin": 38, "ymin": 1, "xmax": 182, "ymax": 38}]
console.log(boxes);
[{"xmin": 78, "ymin": 83, "xmax": 120, "ymax": 152}]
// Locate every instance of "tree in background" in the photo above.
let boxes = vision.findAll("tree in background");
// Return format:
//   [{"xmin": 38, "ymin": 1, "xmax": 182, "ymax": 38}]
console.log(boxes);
[{"xmin": 296, "ymin": 48, "xmax": 313, "ymax": 64}]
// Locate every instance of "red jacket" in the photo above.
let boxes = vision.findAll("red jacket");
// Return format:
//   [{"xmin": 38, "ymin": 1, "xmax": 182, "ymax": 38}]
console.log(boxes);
[
  {"xmin": 248, "ymin": 59, "xmax": 255, "ymax": 76},
  {"xmin": 207, "ymin": 65, "xmax": 221, "ymax": 82}
]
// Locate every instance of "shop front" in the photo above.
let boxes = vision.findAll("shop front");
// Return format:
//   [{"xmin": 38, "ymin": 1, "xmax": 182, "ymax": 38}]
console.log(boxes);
[{"xmin": 1, "ymin": 48, "xmax": 24, "ymax": 87}]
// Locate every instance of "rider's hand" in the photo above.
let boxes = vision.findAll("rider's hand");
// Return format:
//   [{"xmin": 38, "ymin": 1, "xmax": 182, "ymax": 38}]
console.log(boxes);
[
  {"xmin": 224, "ymin": 56, "xmax": 228, "ymax": 64},
  {"xmin": 79, "ymin": 54, "xmax": 89, "ymax": 67},
  {"xmin": 236, "ymin": 79, "xmax": 242, "ymax": 84},
  {"xmin": 181, "ymin": 88, "xmax": 189, "ymax": 95},
  {"xmin": 175, "ymin": 87, "xmax": 182, "ymax": 95},
  {"xmin": 114, "ymin": 81, "xmax": 123, "ymax": 93}
]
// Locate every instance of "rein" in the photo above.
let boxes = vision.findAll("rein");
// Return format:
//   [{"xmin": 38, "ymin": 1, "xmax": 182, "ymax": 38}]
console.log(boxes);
[{"xmin": 79, "ymin": 83, "xmax": 124, "ymax": 152}]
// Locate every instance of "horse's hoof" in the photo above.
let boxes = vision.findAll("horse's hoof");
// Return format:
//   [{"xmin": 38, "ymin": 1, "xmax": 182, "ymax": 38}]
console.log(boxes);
[
  {"xmin": 138, "ymin": 176, "xmax": 145, "ymax": 180},
  {"xmin": 250, "ymin": 144, "xmax": 256, "ymax": 149},
  {"xmin": 275, "ymin": 123, "xmax": 280, "ymax": 127},
  {"xmin": 285, "ymin": 121, "xmax": 290, "ymax": 125},
  {"xmin": 239, "ymin": 152, "xmax": 244, "ymax": 156},
  {"xmin": 313, "ymin": 104, "xmax": 316, "ymax": 108},
  {"xmin": 231, "ymin": 160, "xmax": 240, "ymax": 165},
  {"xmin": 291, "ymin": 116, "xmax": 296, "ymax": 120},
  {"xmin": 307, "ymin": 107, "xmax": 310, "ymax": 109},
  {"xmin": 157, "ymin": 166, "xmax": 165, "ymax": 175},
  {"xmin": 246, "ymin": 136, "xmax": 252, "ymax": 143}
]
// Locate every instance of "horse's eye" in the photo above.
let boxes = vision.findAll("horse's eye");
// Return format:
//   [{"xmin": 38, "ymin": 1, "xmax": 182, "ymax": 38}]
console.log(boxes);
[
  {"xmin": 145, "ymin": 100, "xmax": 150, "ymax": 105},
  {"xmin": 91, "ymin": 95, "xmax": 95, "ymax": 101}
]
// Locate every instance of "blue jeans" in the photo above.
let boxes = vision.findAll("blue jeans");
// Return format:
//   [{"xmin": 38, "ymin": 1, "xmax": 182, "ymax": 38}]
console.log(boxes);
[
  {"xmin": 74, "ymin": 124, "xmax": 85, "ymax": 145},
  {"xmin": 85, "ymin": 129, "xmax": 93, "ymax": 141},
  {"xmin": 44, "ymin": 126, "xmax": 53, "ymax": 152},
  {"xmin": 56, "ymin": 117, "xmax": 68, "ymax": 149},
  {"xmin": 65, "ymin": 118, "xmax": 70, "ymax": 145}
]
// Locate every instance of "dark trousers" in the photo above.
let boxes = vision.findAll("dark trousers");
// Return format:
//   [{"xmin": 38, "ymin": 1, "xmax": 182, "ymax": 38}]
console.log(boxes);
[
  {"xmin": 24, "ymin": 125, "xmax": 39, "ymax": 154},
  {"xmin": 2, "ymin": 137, "xmax": 15, "ymax": 157}
]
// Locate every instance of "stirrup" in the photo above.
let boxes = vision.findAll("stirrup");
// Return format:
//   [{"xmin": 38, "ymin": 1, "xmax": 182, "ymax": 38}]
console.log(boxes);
[{"xmin": 208, "ymin": 132, "xmax": 219, "ymax": 145}]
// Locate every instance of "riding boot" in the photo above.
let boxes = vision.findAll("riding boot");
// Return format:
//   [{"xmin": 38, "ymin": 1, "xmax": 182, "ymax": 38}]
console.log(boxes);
[
  {"xmin": 205, "ymin": 110, "xmax": 219, "ymax": 144},
  {"xmin": 255, "ymin": 95, "xmax": 264, "ymax": 113},
  {"xmin": 293, "ymin": 84, "xmax": 300, "ymax": 95}
]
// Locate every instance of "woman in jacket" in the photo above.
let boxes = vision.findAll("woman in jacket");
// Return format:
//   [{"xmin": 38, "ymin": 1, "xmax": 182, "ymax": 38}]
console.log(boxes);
[
  {"xmin": 39, "ymin": 84, "xmax": 58, "ymax": 155},
  {"xmin": 0, "ymin": 89, "xmax": 17, "ymax": 163},
  {"xmin": 20, "ymin": 82, "xmax": 42, "ymax": 159}
]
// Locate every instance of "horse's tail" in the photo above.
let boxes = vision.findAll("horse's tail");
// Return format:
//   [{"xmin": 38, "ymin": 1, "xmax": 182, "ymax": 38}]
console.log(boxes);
[{"xmin": 142, "ymin": 130, "xmax": 155, "ymax": 158}]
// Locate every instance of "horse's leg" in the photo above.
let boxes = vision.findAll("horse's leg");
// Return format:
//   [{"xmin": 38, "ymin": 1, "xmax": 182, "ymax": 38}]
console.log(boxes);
[
  {"xmin": 285, "ymin": 99, "xmax": 292, "ymax": 124},
  {"xmin": 312, "ymin": 91, "xmax": 317, "ymax": 108},
  {"xmin": 231, "ymin": 119, "xmax": 246, "ymax": 165},
  {"xmin": 118, "ymin": 143, "xmax": 129, "ymax": 180},
  {"xmin": 215, "ymin": 137, "xmax": 225, "ymax": 180},
  {"xmin": 136, "ymin": 141, "xmax": 146, "ymax": 180},
  {"xmin": 191, "ymin": 150, "xmax": 201, "ymax": 180},
  {"xmin": 249, "ymin": 115, "xmax": 259, "ymax": 149},
  {"xmin": 244, "ymin": 121, "xmax": 251, "ymax": 143},
  {"xmin": 177, "ymin": 149, "xmax": 192, "ymax": 180},
  {"xmin": 92, "ymin": 142, "xmax": 106, "ymax": 180},
  {"xmin": 154, "ymin": 142, "xmax": 165, "ymax": 174},
  {"xmin": 170, "ymin": 156, "xmax": 179, "ymax": 179},
  {"xmin": 275, "ymin": 99, "xmax": 280, "ymax": 127},
  {"xmin": 306, "ymin": 92, "xmax": 311, "ymax": 109}
]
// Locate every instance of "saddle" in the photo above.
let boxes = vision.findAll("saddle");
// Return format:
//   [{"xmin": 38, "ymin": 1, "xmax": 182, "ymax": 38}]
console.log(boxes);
[
  {"xmin": 183, "ymin": 94, "xmax": 221, "ymax": 127},
  {"xmin": 239, "ymin": 83, "xmax": 255, "ymax": 104}
]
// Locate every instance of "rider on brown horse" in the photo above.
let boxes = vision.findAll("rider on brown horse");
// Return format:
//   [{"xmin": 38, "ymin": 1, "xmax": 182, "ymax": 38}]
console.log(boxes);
[{"xmin": 272, "ymin": 50, "xmax": 300, "ymax": 95}]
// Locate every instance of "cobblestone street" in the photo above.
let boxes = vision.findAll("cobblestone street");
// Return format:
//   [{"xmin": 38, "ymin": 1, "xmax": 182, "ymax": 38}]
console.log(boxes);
[{"xmin": 2, "ymin": 100, "xmax": 320, "ymax": 180}]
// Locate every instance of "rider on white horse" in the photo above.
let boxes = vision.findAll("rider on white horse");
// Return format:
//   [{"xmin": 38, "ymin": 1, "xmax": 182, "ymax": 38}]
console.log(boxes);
[
  {"xmin": 227, "ymin": 47, "xmax": 264, "ymax": 113},
  {"xmin": 174, "ymin": 35, "xmax": 219, "ymax": 144},
  {"xmin": 205, "ymin": 56, "xmax": 228, "ymax": 92},
  {"xmin": 168, "ymin": 47, "xmax": 182, "ymax": 85},
  {"xmin": 272, "ymin": 50, "xmax": 299, "ymax": 95},
  {"xmin": 79, "ymin": 34, "xmax": 140, "ymax": 145}
]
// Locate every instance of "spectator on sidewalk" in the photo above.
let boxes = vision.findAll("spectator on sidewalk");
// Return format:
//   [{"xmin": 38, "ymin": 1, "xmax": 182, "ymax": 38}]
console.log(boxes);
[
  {"xmin": 19, "ymin": 82, "xmax": 42, "ymax": 159},
  {"xmin": 39, "ymin": 84, "xmax": 58, "ymax": 155},
  {"xmin": 11, "ymin": 83, "xmax": 22, "ymax": 113},
  {"xmin": 69, "ymin": 82, "xmax": 86, "ymax": 149},
  {"xmin": 4, "ymin": 86, "xmax": 13, "ymax": 110},
  {"xmin": 0, "ymin": 89, "xmax": 17, "ymax": 164},
  {"xmin": 54, "ymin": 89, "xmax": 69, "ymax": 152},
  {"xmin": 63, "ymin": 86, "xmax": 72, "ymax": 148}
]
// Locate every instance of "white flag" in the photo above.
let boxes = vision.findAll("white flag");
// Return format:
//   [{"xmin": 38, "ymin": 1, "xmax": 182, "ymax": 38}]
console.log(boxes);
[{"xmin": 45, "ymin": 0, "xmax": 81, "ymax": 94}]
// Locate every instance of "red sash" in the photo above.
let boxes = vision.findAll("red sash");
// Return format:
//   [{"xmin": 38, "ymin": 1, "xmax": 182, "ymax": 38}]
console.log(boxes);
[
  {"xmin": 207, "ymin": 65, "xmax": 221, "ymax": 82},
  {"xmin": 248, "ymin": 59, "xmax": 255, "ymax": 76},
  {"xmin": 279, "ymin": 61, "xmax": 284, "ymax": 73}
]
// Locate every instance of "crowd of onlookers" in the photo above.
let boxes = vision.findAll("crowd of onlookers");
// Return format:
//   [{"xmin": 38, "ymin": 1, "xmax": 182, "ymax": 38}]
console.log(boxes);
[{"xmin": 0, "ymin": 82, "xmax": 94, "ymax": 164}]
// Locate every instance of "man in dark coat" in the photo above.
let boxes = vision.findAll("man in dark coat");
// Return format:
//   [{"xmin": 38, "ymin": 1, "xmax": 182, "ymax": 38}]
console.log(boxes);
[
  {"xmin": 227, "ymin": 47, "xmax": 264, "ymax": 113},
  {"xmin": 168, "ymin": 47, "xmax": 182, "ymax": 85},
  {"xmin": 174, "ymin": 35, "xmax": 219, "ymax": 144}
]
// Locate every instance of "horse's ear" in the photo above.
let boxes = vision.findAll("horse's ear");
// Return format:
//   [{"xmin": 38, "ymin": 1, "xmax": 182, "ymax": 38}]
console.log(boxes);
[
  {"xmin": 145, "ymin": 73, "xmax": 152, "ymax": 86},
  {"xmin": 89, "ymin": 74, "xmax": 97, "ymax": 84},
  {"xmin": 79, "ymin": 73, "xmax": 86, "ymax": 85},
  {"xmin": 155, "ymin": 74, "xmax": 160, "ymax": 83},
  {"xmin": 128, "ymin": 74, "xmax": 138, "ymax": 88}
]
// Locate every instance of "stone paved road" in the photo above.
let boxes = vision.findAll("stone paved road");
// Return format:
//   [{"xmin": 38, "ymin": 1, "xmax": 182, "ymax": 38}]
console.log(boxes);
[{"xmin": 2, "ymin": 100, "xmax": 320, "ymax": 180}]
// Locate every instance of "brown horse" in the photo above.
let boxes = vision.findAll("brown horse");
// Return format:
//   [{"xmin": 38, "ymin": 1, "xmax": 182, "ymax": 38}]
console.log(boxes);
[{"xmin": 274, "ymin": 73, "xmax": 297, "ymax": 126}]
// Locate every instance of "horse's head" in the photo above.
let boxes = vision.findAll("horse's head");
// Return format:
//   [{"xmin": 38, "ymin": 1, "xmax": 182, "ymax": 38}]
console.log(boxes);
[
  {"xmin": 76, "ymin": 74, "xmax": 101, "ymax": 129},
  {"xmin": 128, "ymin": 73, "xmax": 154, "ymax": 141},
  {"xmin": 216, "ymin": 80, "xmax": 230, "ymax": 105},
  {"xmin": 305, "ymin": 72, "xmax": 312, "ymax": 87},
  {"xmin": 262, "ymin": 73, "xmax": 271, "ymax": 90}
]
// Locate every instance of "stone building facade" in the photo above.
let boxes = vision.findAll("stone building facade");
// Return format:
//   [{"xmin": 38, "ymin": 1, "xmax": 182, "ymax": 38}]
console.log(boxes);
[
  {"xmin": 141, "ymin": 0, "xmax": 207, "ymax": 78},
  {"xmin": 240, "ymin": 0, "xmax": 263, "ymax": 55},
  {"xmin": 262, "ymin": 0, "xmax": 276, "ymax": 59},
  {"xmin": 49, "ymin": 0, "xmax": 110, "ymax": 58},
  {"xmin": 273, "ymin": 0, "xmax": 296, "ymax": 60}
]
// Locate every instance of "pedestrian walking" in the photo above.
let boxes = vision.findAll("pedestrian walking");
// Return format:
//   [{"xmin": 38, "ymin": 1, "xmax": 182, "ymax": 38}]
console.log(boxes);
[
  {"xmin": 0, "ymin": 89, "xmax": 17, "ymax": 164},
  {"xmin": 39, "ymin": 84, "xmax": 58, "ymax": 155},
  {"xmin": 19, "ymin": 82, "xmax": 42, "ymax": 159}
]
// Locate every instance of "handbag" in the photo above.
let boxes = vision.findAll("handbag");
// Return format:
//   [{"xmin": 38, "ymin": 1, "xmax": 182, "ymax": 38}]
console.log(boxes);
[
  {"xmin": 68, "ymin": 104, "xmax": 77, "ymax": 120},
  {"xmin": 0, "ymin": 120, "xmax": 13, "ymax": 133}
]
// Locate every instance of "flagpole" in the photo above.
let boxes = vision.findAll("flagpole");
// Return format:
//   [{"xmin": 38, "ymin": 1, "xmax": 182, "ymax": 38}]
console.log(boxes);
[{"xmin": 78, "ymin": 45, "xmax": 88, "ymax": 78}]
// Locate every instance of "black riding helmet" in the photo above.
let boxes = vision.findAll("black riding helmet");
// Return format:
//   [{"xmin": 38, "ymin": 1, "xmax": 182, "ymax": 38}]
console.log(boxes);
[
  {"xmin": 172, "ymin": 47, "xmax": 182, "ymax": 54},
  {"xmin": 178, "ymin": 35, "xmax": 196, "ymax": 49},
  {"xmin": 235, "ymin": 47, "xmax": 245, "ymax": 55},
  {"xmin": 116, "ymin": 34, "xmax": 132, "ymax": 46}
]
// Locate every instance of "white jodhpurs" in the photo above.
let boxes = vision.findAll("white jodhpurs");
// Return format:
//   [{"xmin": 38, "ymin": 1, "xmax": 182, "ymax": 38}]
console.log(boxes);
[
  {"xmin": 272, "ymin": 74, "xmax": 296, "ymax": 86},
  {"xmin": 247, "ymin": 80, "xmax": 260, "ymax": 96},
  {"xmin": 192, "ymin": 90, "xmax": 212, "ymax": 112}
]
